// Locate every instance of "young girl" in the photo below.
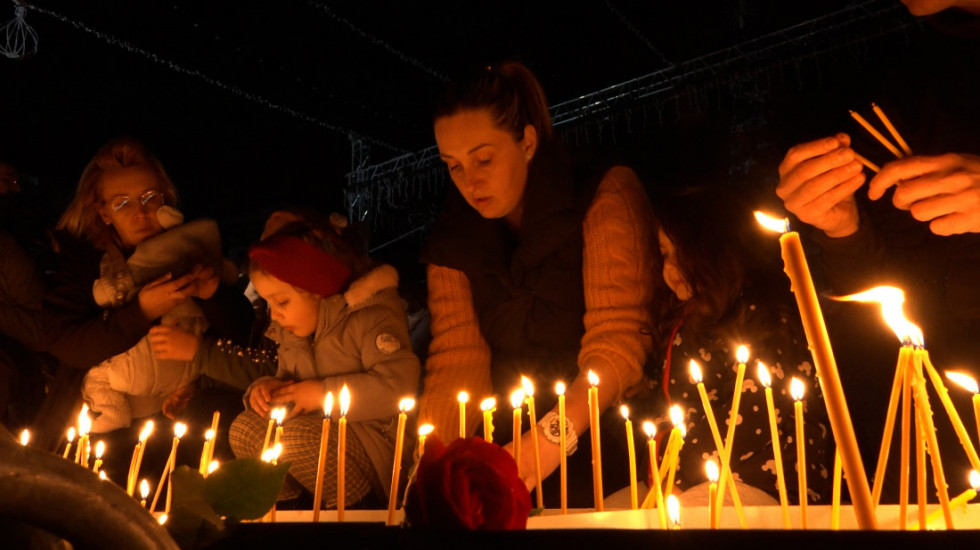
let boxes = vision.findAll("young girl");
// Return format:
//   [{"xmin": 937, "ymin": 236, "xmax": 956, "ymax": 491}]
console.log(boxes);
[
  {"xmin": 632, "ymin": 188, "xmax": 832, "ymax": 505},
  {"xmin": 228, "ymin": 221, "xmax": 420, "ymax": 508}
]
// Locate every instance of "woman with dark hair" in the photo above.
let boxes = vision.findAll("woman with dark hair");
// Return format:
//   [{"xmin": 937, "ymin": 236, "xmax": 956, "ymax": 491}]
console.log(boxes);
[
  {"xmin": 632, "ymin": 187, "xmax": 832, "ymax": 505},
  {"xmin": 418, "ymin": 60, "xmax": 657, "ymax": 507}
]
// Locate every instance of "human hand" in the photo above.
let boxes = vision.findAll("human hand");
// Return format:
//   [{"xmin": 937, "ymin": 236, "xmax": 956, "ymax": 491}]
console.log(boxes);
[
  {"xmin": 137, "ymin": 271, "xmax": 199, "ymax": 321},
  {"xmin": 249, "ymin": 378, "xmax": 294, "ymax": 417},
  {"xmin": 270, "ymin": 379, "xmax": 325, "ymax": 417},
  {"xmin": 776, "ymin": 133, "xmax": 866, "ymax": 238},
  {"xmin": 148, "ymin": 324, "xmax": 201, "ymax": 361},
  {"xmin": 190, "ymin": 264, "xmax": 220, "ymax": 300},
  {"xmin": 868, "ymin": 152, "xmax": 980, "ymax": 236},
  {"xmin": 162, "ymin": 382, "xmax": 196, "ymax": 419},
  {"xmin": 505, "ymin": 424, "xmax": 562, "ymax": 493}
]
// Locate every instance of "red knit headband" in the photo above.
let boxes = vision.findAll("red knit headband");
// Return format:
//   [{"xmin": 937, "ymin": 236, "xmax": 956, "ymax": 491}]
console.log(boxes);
[{"xmin": 248, "ymin": 234, "xmax": 352, "ymax": 297}]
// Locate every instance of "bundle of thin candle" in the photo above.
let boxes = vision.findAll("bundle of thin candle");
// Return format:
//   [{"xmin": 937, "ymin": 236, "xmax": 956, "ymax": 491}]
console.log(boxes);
[{"xmin": 849, "ymin": 103, "xmax": 914, "ymax": 173}]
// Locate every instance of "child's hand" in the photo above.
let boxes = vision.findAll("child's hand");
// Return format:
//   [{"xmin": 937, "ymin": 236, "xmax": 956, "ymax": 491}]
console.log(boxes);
[
  {"xmin": 190, "ymin": 264, "xmax": 220, "ymax": 300},
  {"xmin": 250, "ymin": 378, "xmax": 294, "ymax": 417},
  {"xmin": 162, "ymin": 382, "xmax": 196, "ymax": 419},
  {"xmin": 270, "ymin": 380, "xmax": 325, "ymax": 417},
  {"xmin": 148, "ymin": 325, "xmax": 201, "ymax": 361}
]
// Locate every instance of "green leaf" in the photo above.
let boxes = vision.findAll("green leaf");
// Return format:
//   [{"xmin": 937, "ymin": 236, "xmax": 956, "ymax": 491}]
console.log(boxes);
[
  {"xmin": 170, "ymin": 466, "xmax": 223, "ymax": 528},
  {"xmin": 529, "ymin": 507, "xmax": 545, "ymax": 517},
  {"xmin": 202, "ymin": 458, "xmax": 291, "ymax": 520}
]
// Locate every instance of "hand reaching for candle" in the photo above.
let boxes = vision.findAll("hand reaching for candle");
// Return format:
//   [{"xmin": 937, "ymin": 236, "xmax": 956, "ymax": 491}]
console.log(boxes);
[
  {"xmin": 270, "ymin": 379, "xmax": 325, "ymax": 417},
  {"xmin": 249, "ymin": 378, "xmax": 294, "ymax": 417},
  {"xmin": 868, "ymin": 152, "xmax": 980, "ymax": 236},
  {"xmin": 776, "ymin": 133, "xmax": 866, "ymax": 238}
]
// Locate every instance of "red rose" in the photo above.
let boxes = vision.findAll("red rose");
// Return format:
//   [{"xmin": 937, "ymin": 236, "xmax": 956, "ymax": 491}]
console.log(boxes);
[{"xmin": 403, "ymin": 436, "xmax": 531, "ymax": 530}]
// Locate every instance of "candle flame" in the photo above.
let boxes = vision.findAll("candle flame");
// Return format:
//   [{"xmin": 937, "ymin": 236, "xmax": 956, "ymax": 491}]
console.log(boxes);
[
  {"xmin": 457, "ymin": 391, "xmax": 469, "ymax": 403},
  {"xmin": 205, "ymin": 429, "xmax": 215, "ymax": 442},
  {"xmin": 19, "ymin": 429, "xmax": 29, "ymax": 446},
  {"xmin": 757, "ymin": 361, "xmax": 772, "ymax": 388},
  {"xmin": 95, "ymin": 440, "xmax": 105, "ymax": 459},
  {"xmin": 790, "ymin": 377, "xmax": 805, "ymax": 401},
  {"xmin": 736, "ymin": 345, "xmax": 749, "ymax": 364},
  {"xmin": 140, "ymin": 479, "xmax": 149, "ymax": 500},
  {"xmin": 99, "ymin": 470, "xmax": 107, "ymax": 481},
  {"xmin": 679, "ymin": 423, "xmax": 687, "ymax": 439},
  {"xmin": 587, "ymin": 370, "xmax": 599, "ymax": 386},
  {"xmin": 620, "ymin": 404, "xmax": 630, "ymax": 420},
  {"xmin": 667, "ymin": 494, "xmax": 681, "ymax": 526},
  {"xmin": 480, "ymin": 397, "xmax": 496, "ymax": 412},
  {"xmin": 174, "ymin": 422, "xmax": 187, "ymax": 438},
  {"xmin": 833, "ymin": 286, "xmax": 924, "ymax": 345},
  {"xmin": 78, "ymin": 404, "xmax": 89, "ymax": 424},
  {"xmin": 78, "ymin": 410, "xmax": 91, "ymax": 437},
  {"xmin": 340, "ymin": 384, "xmax": 351, "ymax": 417},
  {"xmin": 689, "ymin": 359, "xmax": 703, "ymax": 383},
  {"xmin": 262, "ymin": 443, "xmax": 282, "ymax": 463},
  {"xmin": 399, "ymin": 397, "xmax": 416, "ymax": 412},
  {"xmin": 139, "ymin": 420, "xmax": 154, "ymax": 443},
  {"xmin": 510, "ymin": 388, "xmax": 526, "ymax": 409},
  {"xmin": 754, "ymin": 211, "xmax": 790, "ymax": 234},
  {"xmin": 273, "ymin": 407, "xmax": 286, "ymax": 425},
  {"xmin": 555, "ymin": 381, "xmax": 566, "ymax": 396},
  {"xmin": 642, "ymin": 420, "xmax": 656, "ymax": 439},
  {"xmin": 158, "ymin": 514, "xmax": 168, "ymax": 525},
  {"xmin": 521, "ymin": 375, "xmax": 535, "ymax": 397},
  {"xmin": 418, "ymin": 424, "xmax": 434, "ymax": 437},
  {"xmin": 208, "ymin": 460, "xmax": 220, "ymax": 474},
  {"xmin": 324, "ymin": 392, "xmax": 334, "ymax": 417},
  {"xmin": 970, "ymin": 470, "xmax": 980, "ymax": 491},
  {"xmin": 66, "ymin": 427, "xmax": 76, "ymax": 443},
  {"xmin": 705, "ymin": 458, "xmax": 719, "ymax": 483},
  {"xmin": 669, "ymin": 404, "xmax": 684, "ymax": 428},
  {"xmin": 946, "ymin": 371, "xmax": 979, "ymax": 394}
]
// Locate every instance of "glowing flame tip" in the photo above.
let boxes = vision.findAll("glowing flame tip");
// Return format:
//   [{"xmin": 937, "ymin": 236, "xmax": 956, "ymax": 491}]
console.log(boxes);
[{"xmin": 790, "ymin": 378, "xmax": 805, "ymax": 401}]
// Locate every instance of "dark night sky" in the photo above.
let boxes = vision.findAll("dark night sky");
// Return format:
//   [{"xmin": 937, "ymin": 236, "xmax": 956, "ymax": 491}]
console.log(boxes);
[{"xmin": 0, "ymin": 0, "xmax": 909, "ymax": 251}]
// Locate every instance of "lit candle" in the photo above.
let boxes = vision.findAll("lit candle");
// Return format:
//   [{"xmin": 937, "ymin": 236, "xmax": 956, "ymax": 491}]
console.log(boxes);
[
  {"xmin": 667, "ymin": 494, "xmax": 681, "ymax": 530},
  {"xmin": 261, "ymin": 407, "xmax": 277, "ymax": 456},
  {"xmin": 758, "ymin": 362, "xmax": 790, "ymax": 528},
  {"xmin": 199, "ymin": 429, "xmax": 215, "ymax": 476},
  {"xmin": 791, "ymin": 377, "xmax": 808, "ymax": 529},
  {"xmin": 387, "ymin": 397, "xmax": 415, "ymax": 526},
  {"xmin": 151, "ymin": 421, "xmax": 186, "ymax": 514},
  {"xmin": 206, "ymin": 411, "xmax": 220, "ymax": 467},
  {"xmin": 480, "ymin": 398, "xmax": 496, "ymax": 443},
  {"xmin": 641, "ymin": 421, "xmax": 667, "ymax": 528},
  {"xmin": 139, "ymin": 479, "xmax": 149, "ymax": 508},
  {"xmin": 510, "ymin": 388, "xmax": 525, "ymax": 476},
  {"xmin": 556, "ymin": 381, "xmax": 568, "ymax": 514},
  {"xmin": 99, "ymin": 470, "xmax": 107, "ymax": 481},
  {"xmin": 272, "ymin": 407, "xmax": 286, "ymax": 449},
  {"xmin": 910, "ymin": 348, "xmax": 954, "ymax": 528},
  {"xmin": 261, "ymin": 443, "xmax": 283, "ymax": 522},
  {"xmin": 76, "ymin": 405, "xmax": 91, "ymax": 467},
  {"xmin": 664, "ymin": 405, "xmax": 685, "ymax": 496},
  {"xmin": 755, "ymin": 211, "xmax": 876, "ymax": 529},
  {"xmin": 337, "ymin": 384, "xmax": 350, "ymax": 522},
  {"xmin": 417, "ymin": 424, "xmax": 434, "ymax": 458},
  {"xmin": 313, "ymin": 391, "xmax": 333, "ymax": 522},
  {"xmin": 913, "ymin": 470, "xmax": 980, "ymax": 529},
  {"xmin": 457, "ymin": 391, "xmax": 469, "ymax": 440},
  {"xmin": 587, "ymin": 370, "xmax": 603, "ymax": 511},
  {"xmin": 714, "ymin": 346, "xmax": 749, "ymax": 526},
  {"xmin": 620, "ymin": 405, "xmax": 638, "ymax": 510},
  {"xmin": 208, "ymin": 461, "xmax": 219, "ymax": 475},
  {"xmin": 832, "ymin": 449, "xmax": 842, "ymax": 530},
  {"xmin": 128, "ymin": 420, "xmax": 154, "ymax": 496},
  {"xmin": 19, "ymin": 429, "xmax": 29, "ymax": 446},
  {"xmin": 522, "ymin": 376, "xmax": 544, "ymax": 509},
  {"xmin": 62, "ymin": 427, "xmax": 75, "ymax": 460},
  {"xmin": 706, "ymin": 458, "xmax": 719, "ymax": 529},
  {"xmin": 92, "ymin": 440, "xmax": 105, "ymax": 473},
  {"xmin": 945, "ymin": 371, "xmax": 980, "ymax": 459},
  {"xmin": 690, "ymin": 359, "xmax": 747, "ymax": 527}
]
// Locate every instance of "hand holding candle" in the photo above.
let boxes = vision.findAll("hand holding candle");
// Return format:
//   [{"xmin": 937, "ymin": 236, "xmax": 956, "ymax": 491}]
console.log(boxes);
[{"xmin": 387, "ymin": 397, "xmax": 415, "ymax": 525}]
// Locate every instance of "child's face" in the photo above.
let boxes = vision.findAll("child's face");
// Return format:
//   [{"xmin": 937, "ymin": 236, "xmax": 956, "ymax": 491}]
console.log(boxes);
[
  {"xmin": 251, "ymin": 269, "xmax": 320, "ymax": 337},
  {"xmin": 658, "ymin": 229, "xmax": 692, "ymax": 302}
]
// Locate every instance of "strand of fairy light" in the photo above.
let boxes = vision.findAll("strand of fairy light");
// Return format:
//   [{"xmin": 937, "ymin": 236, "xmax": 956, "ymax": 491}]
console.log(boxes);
[{"xmin": 21, "ymin": 3, "xmax": 410, "ymax": 155}]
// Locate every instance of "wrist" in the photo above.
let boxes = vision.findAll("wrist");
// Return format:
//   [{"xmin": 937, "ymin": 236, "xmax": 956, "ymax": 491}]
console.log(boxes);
[{"xmin": 538, "ymin": 412, "xmax": 578, "ymax": 456}]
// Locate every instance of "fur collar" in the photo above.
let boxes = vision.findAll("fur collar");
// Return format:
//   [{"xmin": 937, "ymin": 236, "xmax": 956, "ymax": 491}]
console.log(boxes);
[{"xmin": 343, "ymin": 264, "xmax": 399, "ymax": 309}]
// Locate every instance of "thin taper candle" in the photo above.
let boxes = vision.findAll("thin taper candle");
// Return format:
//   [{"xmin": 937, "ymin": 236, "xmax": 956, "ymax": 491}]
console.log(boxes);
[
  {"xmin": 587, "ymin": 370, "xmax": 603, "ymax": 511},
  {"xmin": 510, "ymin": 388, "xmax": 524, "ymax": 477},
  {"xmin": 642, "ymin": 421, "xmax": 667, "ymax": 528},
  {"xmin": 522, "ymin": 376, "xmax": 544, "ymax": 509},
  {"xmin": 621, "ymin": 405, "xmax": 638, "ymax": 509},
  {"xmin": 313, "ymin": 392, "xmax": 333, "ymax": 522},
  {"xmin": 792, "ymin": 377, "xmax": 808, "ymax": 529},
  {"xmin": 457, "ymin": 391, "xmax": 469, "ymax": 440},
  {"xmin": 758, "ymin": 362, "xmax": 790, "ymax": 528},
  {"xmin": 387, "ymin": 398, "xmax": 415, "ymax": 525},
  {"xmin": 62, "ymin": 427, "xmax": 75, "ymax": 460},
  {"xmin": 337, "ymin": 385, "xmax": 350, "ymax": 522},
  {"xmin": 557, "ymin": 382, "xmax": 568, "ymax": 515},
  {"xmin": 480, "ymin": 398, "xmax": 496, "ymax": 443}
]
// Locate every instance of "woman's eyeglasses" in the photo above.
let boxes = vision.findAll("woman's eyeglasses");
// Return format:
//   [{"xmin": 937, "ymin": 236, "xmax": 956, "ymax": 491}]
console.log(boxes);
[{"xmin": 108, "ymin": 190, "xmax": 164, "ymax": 214}]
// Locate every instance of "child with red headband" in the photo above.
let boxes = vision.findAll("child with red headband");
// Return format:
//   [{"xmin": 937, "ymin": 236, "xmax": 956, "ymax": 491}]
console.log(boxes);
[{"xmin": 228, "ymin": 220, "xmax": 420, "ymax": 509}]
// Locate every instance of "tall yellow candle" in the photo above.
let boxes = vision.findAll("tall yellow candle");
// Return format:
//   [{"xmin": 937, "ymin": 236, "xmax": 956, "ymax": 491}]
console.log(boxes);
[
  {"xmin": 621, "ymin": 405, "xmax": 638, "ymax": 510},
  {"xmin": 417, "ymin": 424, "xmax": 434, "ymax": 458},
  {"xmin": 945, "ymin": 371, "xmax": 980, "ymax": 456},
  {"xmin": 199, "ymin": 429, "xmax": 215, "ymax": 476},
  {"xmin": 522, "ymin": 376, "xmax": 544, "ymax": 509},
  {"xmin": 915, "ymin": 392, "xmax": 928, "ymax": 528},
  {"xmin": 587, "ymin": 370, "xmax": 603, "ymax": 511},
  {"xmin": 92, "ymin": 440, "xmax": 105, "ymax": 473},
  {"xmin": 260, "ymin": 408, "xmax": 276, "ymax": 456},
  {"xmin": 510, "ymin": 389, "xmax": 525, "ymax": 477},
  {"xmin": 758, "ymin": 362, "xmax": 791, "ymax": 528},
  {"xmin": 261, "ymin": 443, "xmax": 282, "ymax": 522},
  {"xmin": 272, "ymin": 407, "xmax": 285, "ymax": 449},
  {"xmin": 871, "ymin": 345, "xmax": 912, "ymax": 506},
  {"xmin": 556, "ymin": 382, "xmax": 568, "ymax": 515},
  {"xmin": 62, "ymin": 427, "xmax": 75, "ymax": 460},
  {"xmin": 714, "ymin": 346, "xmax": 748, "ymax": 521},
  {"xmin": 912, "ymin": 470, "xmax": 980, "ymax": 529},
  {"xmin": 664, "ymin": 405, "xmax": 685, "ymax": 496},
  {"xmin": 337, "ymin": 384, "xmax": 350, "ymax": 522},
  {"xmin": 128, "ymin": 420, "xmax": 154, "ymax": 496},
  {"xmin": 642, "ymin": 421, "xmax": 667, "ymax": 528},
  {"xmin": 921, "ymin": 355, "xmax": 980, "ymax": 473},
  {"xmin": 900, "ymin": 346, "xmax": 914, "ymax": 529},
  {"xmin": 480, "ymin": 398, "xmax": 496, "ymax": 443},
  {"xmin": 706, "ymin": 458, "xmax": 719, "ymax": 529},
  {"xmin": 871, "ymin": 102, "xmax": 914, "ymax": 156},
  {"xmin": 791, "ymin": 377, "xmax": 808, "ymax": 529},
  {"xmin": 832, "ymin": 449, "xmax": 842, "ymax": 530},
  {"xmin": 76, "ymin": 406, "xmax": 91, "ymax": 467},
  {"xmin": 387, "ymin": 398, "xmax": 415, "ymax": 526},
  {"xmin": 457, "ymin": 391, "xmax": 469, "ymax": 440},
  {"xmin": 206, "ymin": 411, "xmax": 220, "ymax": 466},
  {"xmin": 755, "ymin": 211, "xmax": 876, "ymax": 529},
  {"xmin": 849, "ymin": 109, "xmax": 905, "ymax": 158},
  {"xmin": 911, "ymin": 350, "xmax": 954, "ymax": 528},
  {"xmin": 313, "ymin": 392, "xmax": 333, "ymax": 522},
  {"xmin": 151, "ymin": 422, "xmax": 186, "ymax": 514}
]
